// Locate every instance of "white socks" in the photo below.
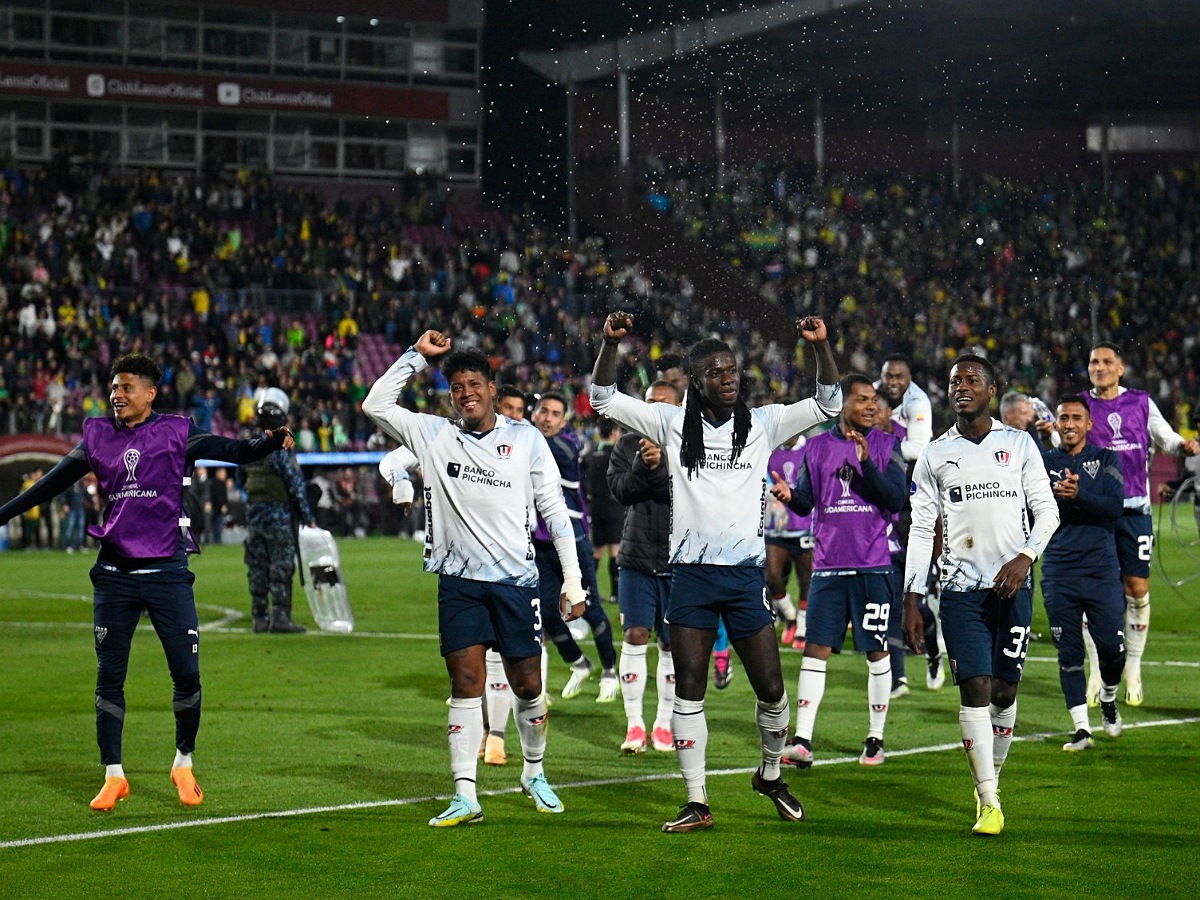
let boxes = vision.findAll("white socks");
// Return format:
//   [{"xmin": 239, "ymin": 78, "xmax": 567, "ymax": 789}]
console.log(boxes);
[
  {"xmin": 990, "ymin": 700, "xmax": 1017, "ymax": 778},
  {"xmin": 447, "ymin": 696, "xmax": 484, "ymax": 802},
  {"xmin": 672, "ymin": 697, "xmax": 708, "ymax": 805},
  {"xmin": 620, "ymin": 641, "xmax": 648, "ymax": 728},
  {"xmin": 514, "ymin": 692, "xmax": 550, "ymax": 783},
  {"xmin": 1069, "ymin": 703, "xmax": 1090, "ymax": 733},
  {"xmin": 794, "ymin": 657, "xmax": 827, "ymax": 741},
  {"xmin": 106, "ymin": 764, "xmax": 125, "ymax": 778},
  {"xmin": 960, "ymin": 705, "xmax": 997, "ymax": 807},
  {"xmin": 867, "ymin": 657, "xmax": 891, "ymax": 740},
  {"xmin": 173, "ymin": 751, "xmax": 192, "ymax": 770},
  {"xmin": 1125, "ymin": 593, "xmax": 1150, "ymax": 670},
  {"xmin": 756, "ymin": 695, "xmax": 790, "ymax": 781},
  {"xmin": 485, "ymin": 650, "xmax": 512, "ymax": 740},
  {"xmin": 655, "ymin": 649, "xmax": 676, "ymax": 731}
]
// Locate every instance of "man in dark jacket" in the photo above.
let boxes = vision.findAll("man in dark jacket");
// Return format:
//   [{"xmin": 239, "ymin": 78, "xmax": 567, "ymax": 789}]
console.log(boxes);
[
  {"xmin": 607, "ymin": 380, "xmax": 680, "ymax": 754},
  {"xmin": 584, "ymin": 418, "xmax": 625, "ymax": 604}
]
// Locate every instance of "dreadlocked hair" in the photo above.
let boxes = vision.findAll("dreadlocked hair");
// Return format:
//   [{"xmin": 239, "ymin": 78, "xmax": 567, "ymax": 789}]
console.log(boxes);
[{"xmin": 679, "ymin": 338, "xmax": 752, "ymax": 479}]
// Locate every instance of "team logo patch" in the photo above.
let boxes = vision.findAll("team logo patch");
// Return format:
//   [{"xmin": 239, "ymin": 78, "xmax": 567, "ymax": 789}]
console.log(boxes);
[
  {"xmin": 871, "ymin": 704, "xmax": 887, "ymax": 712},
  {"xmin": 674, "ymin": 739, "xmax": 695, "ymax": 750},
  {"xmin": 528, "ymin": 714, "xmax": 548, "ymax": 726},
  {"xmin": 1108, "ymin": 412, "xmax": 1123, "ymax": 440},
  {"xmin": 446, "ymin": 462, "xmax": 461, "ymax": 478},
  {"xmin": 771, "ymin": 728, "xmax": 788, "ymax": 739},
  {"xmin": 488, "ymin": 682, "xmax": 508, "ymax": 691},
  {"xmin": 622, "ymin": 673, "xmax": 639, "ymax": 684},
  {"xmin": 666, "ymin": 674, "xmax": 676, "ymax": 684},
  {"xmin": 993, "ymin": 449, "xmax": 1011, "ymax": 467},
  {"xmin": 94, "ymin": 626, "xmax": 107, "ymax": 643},
  {"xmin": 993, "ymin": 726, "xmax": 1013, "ymax": 738},
  {"xmin": 797, "ymin": 699, "xmax": 810, "ymax": 708},
  {"xmin": 447, "ymin": 724, "xmax": 463, "ymax": 735},
  {"xmin": 1051, "ymin": 626, "xmax": 1062, "ymax": 640},
  {"xmin": 962, "ymin": 738, "xmax": 973, "ymax": 751},
  {"xmin": 123, "ymin": 448, "xmax": 141, "ymax": 482},
  {"xmin": 949, "ymin": 486, "xmax": 963, "ymax": 503},
  {"xmin": 1083, "ymin": 460, "xmax": 1100, "ymax": 478},
  {"xmin": 496, "ymin": 444, "xmax": 512, "ymax": 459}
]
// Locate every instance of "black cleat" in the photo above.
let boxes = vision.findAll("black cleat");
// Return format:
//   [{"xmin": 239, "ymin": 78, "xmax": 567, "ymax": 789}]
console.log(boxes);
[
  {"xmin": 752, "ymin": 768, "xmax": 806, "ymax": 822},
  {"xmin": 662, "ymin": 801, "xmax": 714, "ymax": 833}
]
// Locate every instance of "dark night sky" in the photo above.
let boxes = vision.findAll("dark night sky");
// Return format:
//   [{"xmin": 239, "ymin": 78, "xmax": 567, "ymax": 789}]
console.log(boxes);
[{"xmin": 480, "ymin": 1, "xmax": 735, "ymax": 222}]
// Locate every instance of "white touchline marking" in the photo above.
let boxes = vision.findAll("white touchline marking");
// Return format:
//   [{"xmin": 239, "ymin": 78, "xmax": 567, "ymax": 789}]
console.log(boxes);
[{"xmin": 2, "ymin": 716, "xmax": 1197, "ymax": 850}]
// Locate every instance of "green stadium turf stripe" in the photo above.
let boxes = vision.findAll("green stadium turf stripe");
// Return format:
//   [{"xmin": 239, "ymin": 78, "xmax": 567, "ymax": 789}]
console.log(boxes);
[{"xmin": 2, "ymin": 715, "xmax": 1196, "ymax": 851}]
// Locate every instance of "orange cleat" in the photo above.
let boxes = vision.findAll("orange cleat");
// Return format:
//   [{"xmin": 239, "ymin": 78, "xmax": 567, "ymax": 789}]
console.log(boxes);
[
  {"xmin": 171, "ymin": 767, "xmax": 204, "ymax": 806},
  {"xmin": 90, "ymin": 776, "xmax": 130, "ymax": 811}
]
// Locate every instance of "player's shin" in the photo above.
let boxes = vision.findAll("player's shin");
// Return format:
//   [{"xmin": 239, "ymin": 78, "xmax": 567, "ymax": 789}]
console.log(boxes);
[
  {"xmin": 867, "ymin": 657, "xmax": 890, "ymax": 739},
  {"xmin": 655, "ymin": 649, "xmax": 676, "ymax": 730},
  {"xmin": 514, "ymin": 692, "xmax": 550, "ymax": 782},
  {"xmin": 447, "ymin": 696, "xmax": 484, "ymax": 802},
  {"xmin": 619, "ymin": 641, "xmax": 648, "ymax": 727},
  {"xmin": 960, "ymin": 705, "xmax": 998, "ymax": 807},
  {"xmin": 989, "ymin": 700, "xmax": 1017, "ymax": 779},
  {"xmin": 485, "ymin": 651, "xmax": 512, "ymax": 739},
  {"xmin": 1124, "ymin": 594, "xmax": 1149, "ymax": 704},
  {"xmin": 756, "ymin": 695, "xmax": 790, "ymax": 780},
  {"xmin": 794, "ymin": 658, "xmax": 827, "ymax": 741},
  {"xmin": 672, "ymin": 697, "xmax": 709, "ymax": 805},
  {"xmin": 1082, "ymin": 618, "xmax": 1102, "ymax": 707}
]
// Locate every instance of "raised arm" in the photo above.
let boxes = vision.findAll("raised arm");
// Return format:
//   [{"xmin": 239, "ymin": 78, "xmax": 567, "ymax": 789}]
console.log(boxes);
[{"xmin": 362, "ymin": 330, "xmax": 451, "ymax": 453}]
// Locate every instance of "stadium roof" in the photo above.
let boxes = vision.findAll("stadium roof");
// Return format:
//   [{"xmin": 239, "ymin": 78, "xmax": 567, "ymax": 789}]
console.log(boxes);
[{"xmin": 521, "ymin": 0, "xmax": 1200, "ymax": 117}]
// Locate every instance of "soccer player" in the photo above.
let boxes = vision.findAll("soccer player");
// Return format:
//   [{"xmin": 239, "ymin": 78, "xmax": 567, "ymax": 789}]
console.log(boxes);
[
  {"xmin": 530, "ymin": 393, "xmax": 620, "ymax": 702},
  {"xmin": 584, "ymin": 418, "xmax": 625, "ymax": 604},
  {"xmin": 774, "ymin": 375, "xmax": 907, "ymax": 767},
  {"xmin": 878, "ymin": 354, "xmax": 933, "ymax": 462},
  {"xmin": 0, "ymin": 354, "xmax": 294, "ymax": 811},
  {"xmin": 363, "ymin": 331, "xmax": 587, "ymax": 827},
  {"xmin": 607, "ymin": 380, "xmax": 681, "ymax": 754},
  {"xmin": 764, "ymin": 435, "xmax": 812, "ymax": 649},
  {"xmin": 1084, "ymin": 341, "xmax": 1199, "ymax": 705},
  {"xmin": 1041, "ymin": 395, "xmax": 1126, "ymax": 750},
  {"xmin": 497, "ymin": 385, "xmax": 527, "ymax": 421},
  {"xmin": 592, "ymin": 312, "xmax": 841, "ymax": 833},
  {"xmin": 903, "ymin": 354, "xmax": 1059, "ymax": 836}
]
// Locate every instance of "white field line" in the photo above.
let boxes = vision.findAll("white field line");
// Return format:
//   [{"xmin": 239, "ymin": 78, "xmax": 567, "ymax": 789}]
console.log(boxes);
[{"xmin": 1, "ymin": 715, "xmax": 1197, "ymax": 851}]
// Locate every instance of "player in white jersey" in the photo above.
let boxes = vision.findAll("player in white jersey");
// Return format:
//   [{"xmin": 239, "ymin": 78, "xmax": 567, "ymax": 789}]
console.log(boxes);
[
  {"xmin": 1083, "ymin": 341, "xmax": 1199, "ymax": 706},
  {"xmin": 878, "ymin": 355, "xmax": 933, "ymax": 462},
  {"xmin": 903, "ymin": 354, "xmax": 1059, "ymax": 836},
  {"xmin": 363, "ymin": 331, "xmax": 587, "ymax": 827},
  {"xmin": 591, "ymin": 312, "xmax": 841, "ymax": 833}
]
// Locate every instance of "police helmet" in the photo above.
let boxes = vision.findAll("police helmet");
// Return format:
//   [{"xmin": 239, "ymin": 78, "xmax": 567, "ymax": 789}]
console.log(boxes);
[{"xmin": 256, "ymin": 387, "xmax": 290, "ymax": 430}]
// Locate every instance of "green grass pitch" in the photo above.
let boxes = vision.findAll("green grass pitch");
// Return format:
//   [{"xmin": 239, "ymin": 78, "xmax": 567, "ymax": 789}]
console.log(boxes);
[{"xmin": 1, "ymin": 508, "xmax": 1198, "ymax": 899}]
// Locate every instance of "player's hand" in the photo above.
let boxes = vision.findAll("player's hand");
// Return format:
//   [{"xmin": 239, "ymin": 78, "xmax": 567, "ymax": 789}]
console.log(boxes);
[
  {"xmin": 993, "ymin": 555, "xmax": 1033, "ymax": 600},
  {"xmin": 1157, "ymin": 483, "xmax": 1173, "ymax": 501},
  {"xmin": 902, "ymin": 592, "xmax": 925, "ymax": 654},
  {"xmin": 603, "ymin": 312, "xmax": 634, "ymax": 344},
  {"xmin": 268, "ymin": 426, "xmax": 295, "ymax": 450},
  {"xmin": 1052, "ymin": 468, "xmax": 1079, "ymax": 500},
  {"xmin": 797, "ymin": 316, "xmax": 828, "ymax": 342},
  {"xmin": 769, "ymin": 469, "xmax": 792, "ymax": 503},
  {"xmin": 1035, "ymin": 419, "xmax": 1057, "ymax": 435},
  {"xmin": 1182, "ymin": 439, "xmax": 1200, "ymax": 456},
  {"xmin": 638, "ymin": 438, "xmax": 662, "ymax": 470},
  {"xmin": 561, "ymin": 575, "xmax": 588, "ymax": 622},
  {"xmin": 845, "ymin": 428, "xmax": 869, "ymax": 462},
  {"xmin": 414, "ymin": 330, "xmax": 452, "ymax": 358}
]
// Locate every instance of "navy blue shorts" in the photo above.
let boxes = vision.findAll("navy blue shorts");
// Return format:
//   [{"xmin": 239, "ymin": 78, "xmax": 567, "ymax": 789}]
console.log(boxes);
[
  {"xmin": 807, "ymin": 571, "xmax": 894, "ymax": 653},
  {"xmin": 1114, "ymin": 513, "xmax": 1153, "ymax": 579},
  {"xmin": 666, "ymin": 564, "xmax": 771, "ymax": 641},
  {"xmin": 618, "ymin": 568, "xmax": 670, "ymax": 636},
  {"xmin": 766, "ymin": 534, "xmax": 815, "ymax": 554},
  {"xmin": 1042, "ymin": 572, "xmax": 1126, "ymax": 666},
  {"xmin": 939, "ymin": 587, "xmax": 1033, "ymax": 684},
  {"xmin": 437, "ymin": 575, "xmax": 541, "ymax": 660}
]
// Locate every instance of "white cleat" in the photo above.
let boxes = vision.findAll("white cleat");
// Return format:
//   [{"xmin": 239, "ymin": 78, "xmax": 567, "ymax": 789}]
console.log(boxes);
[
  {"xmin": 596, "ymin": 673, "xmax": 620, "ymax": 703},
  {"xmin": 926, "ymin": 657, "xmax": 946, "ymax": 692},
  {"xmin": 1124, "ymin": 665, "xmax": 1144, "ymax": 707},
  {"xmin": 562, "ymin": 657, "xmax": 595, "ymax": 699},
  {"xmin": 1100, "ymin": 700, "xmax": 1123, "ymax": 738}
]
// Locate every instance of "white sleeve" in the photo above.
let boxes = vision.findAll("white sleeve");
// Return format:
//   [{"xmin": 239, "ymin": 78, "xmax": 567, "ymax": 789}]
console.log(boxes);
[
  {"xmin": 378, "ymin": 446, "xmax": 420, "ymax": 485},
  {"xmin": 903, "ymin": 449, "xmax": 938, "ymax": 594},
  {"xmin": 773, "ymin": 382, "xmax": 842, "ymax": 443},
  {"xmin": 900, "ymin": 391, "xmax": 934, "ymax": 462},
  {"xmin": 589, "ymin": 383, "xmax": 671, "ymax": 446},
  {"xmin": 529, "ymin": 436, "xmax": 581, "ymax": 582},
  {"xmin": 362, "ymin": 348, "xmax": 443, "ymax": 455},
  {"xmin": 1019, "ymin": 433, "xmax": 1060, "ymax": 558},
  {"xmin": 1147, "ymin": 398, "xmax": 1185, "ymax": 455}
]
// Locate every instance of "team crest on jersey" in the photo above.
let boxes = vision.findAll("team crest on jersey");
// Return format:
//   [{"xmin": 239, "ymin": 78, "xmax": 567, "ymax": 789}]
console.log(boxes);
[
  {"xmin": 1083, "ymin": 460, "xmax": 1100, "ymax": 479},
  {"xmin": 993, "ymin": 449, "xmax": 1011, "ymax": 467},
  {"xmin": 496, "ymin": 444, "xmax": 512, "ymax": 459}
]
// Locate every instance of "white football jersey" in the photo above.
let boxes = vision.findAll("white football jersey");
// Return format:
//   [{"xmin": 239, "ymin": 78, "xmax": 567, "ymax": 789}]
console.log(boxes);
[
  {"xmin": 904, "ymin": 419, "xmax": 1059, "ymax": 593},
  {"xmin": 893, "ymin": 380, "xmax": 933, "ymax": 462},
  {"xmin": 364, "ymin": 350, "xmax": 578, "ymax": 586},
  {"xmin": 590, "ymin": 382, "xmax": 841, "ymax": 566}
]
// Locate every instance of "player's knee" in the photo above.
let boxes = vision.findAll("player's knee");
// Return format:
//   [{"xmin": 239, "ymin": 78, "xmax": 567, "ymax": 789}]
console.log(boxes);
[{"xmin": 624, "ymin": 626, "xmax": 650, "ymax": 645}]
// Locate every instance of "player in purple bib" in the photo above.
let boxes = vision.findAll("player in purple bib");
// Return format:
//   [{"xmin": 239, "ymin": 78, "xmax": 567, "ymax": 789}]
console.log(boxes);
[
  {"xmin": 1085, "ymin": 341, "xmax": 1199, "ymax": 706},
  {"xmin": 0, "ymin": 354, "xmax": 292, "ymax": 811},
  {"xmin": 771, "ymin": 375, "xmax": 907, "ymax": 768}
]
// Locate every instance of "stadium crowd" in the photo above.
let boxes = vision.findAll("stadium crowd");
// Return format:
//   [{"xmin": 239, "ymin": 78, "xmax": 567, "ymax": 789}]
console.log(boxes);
[{"xmin": 1, "ymin": 157, "xmax": 1197, "ymax": 547}]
